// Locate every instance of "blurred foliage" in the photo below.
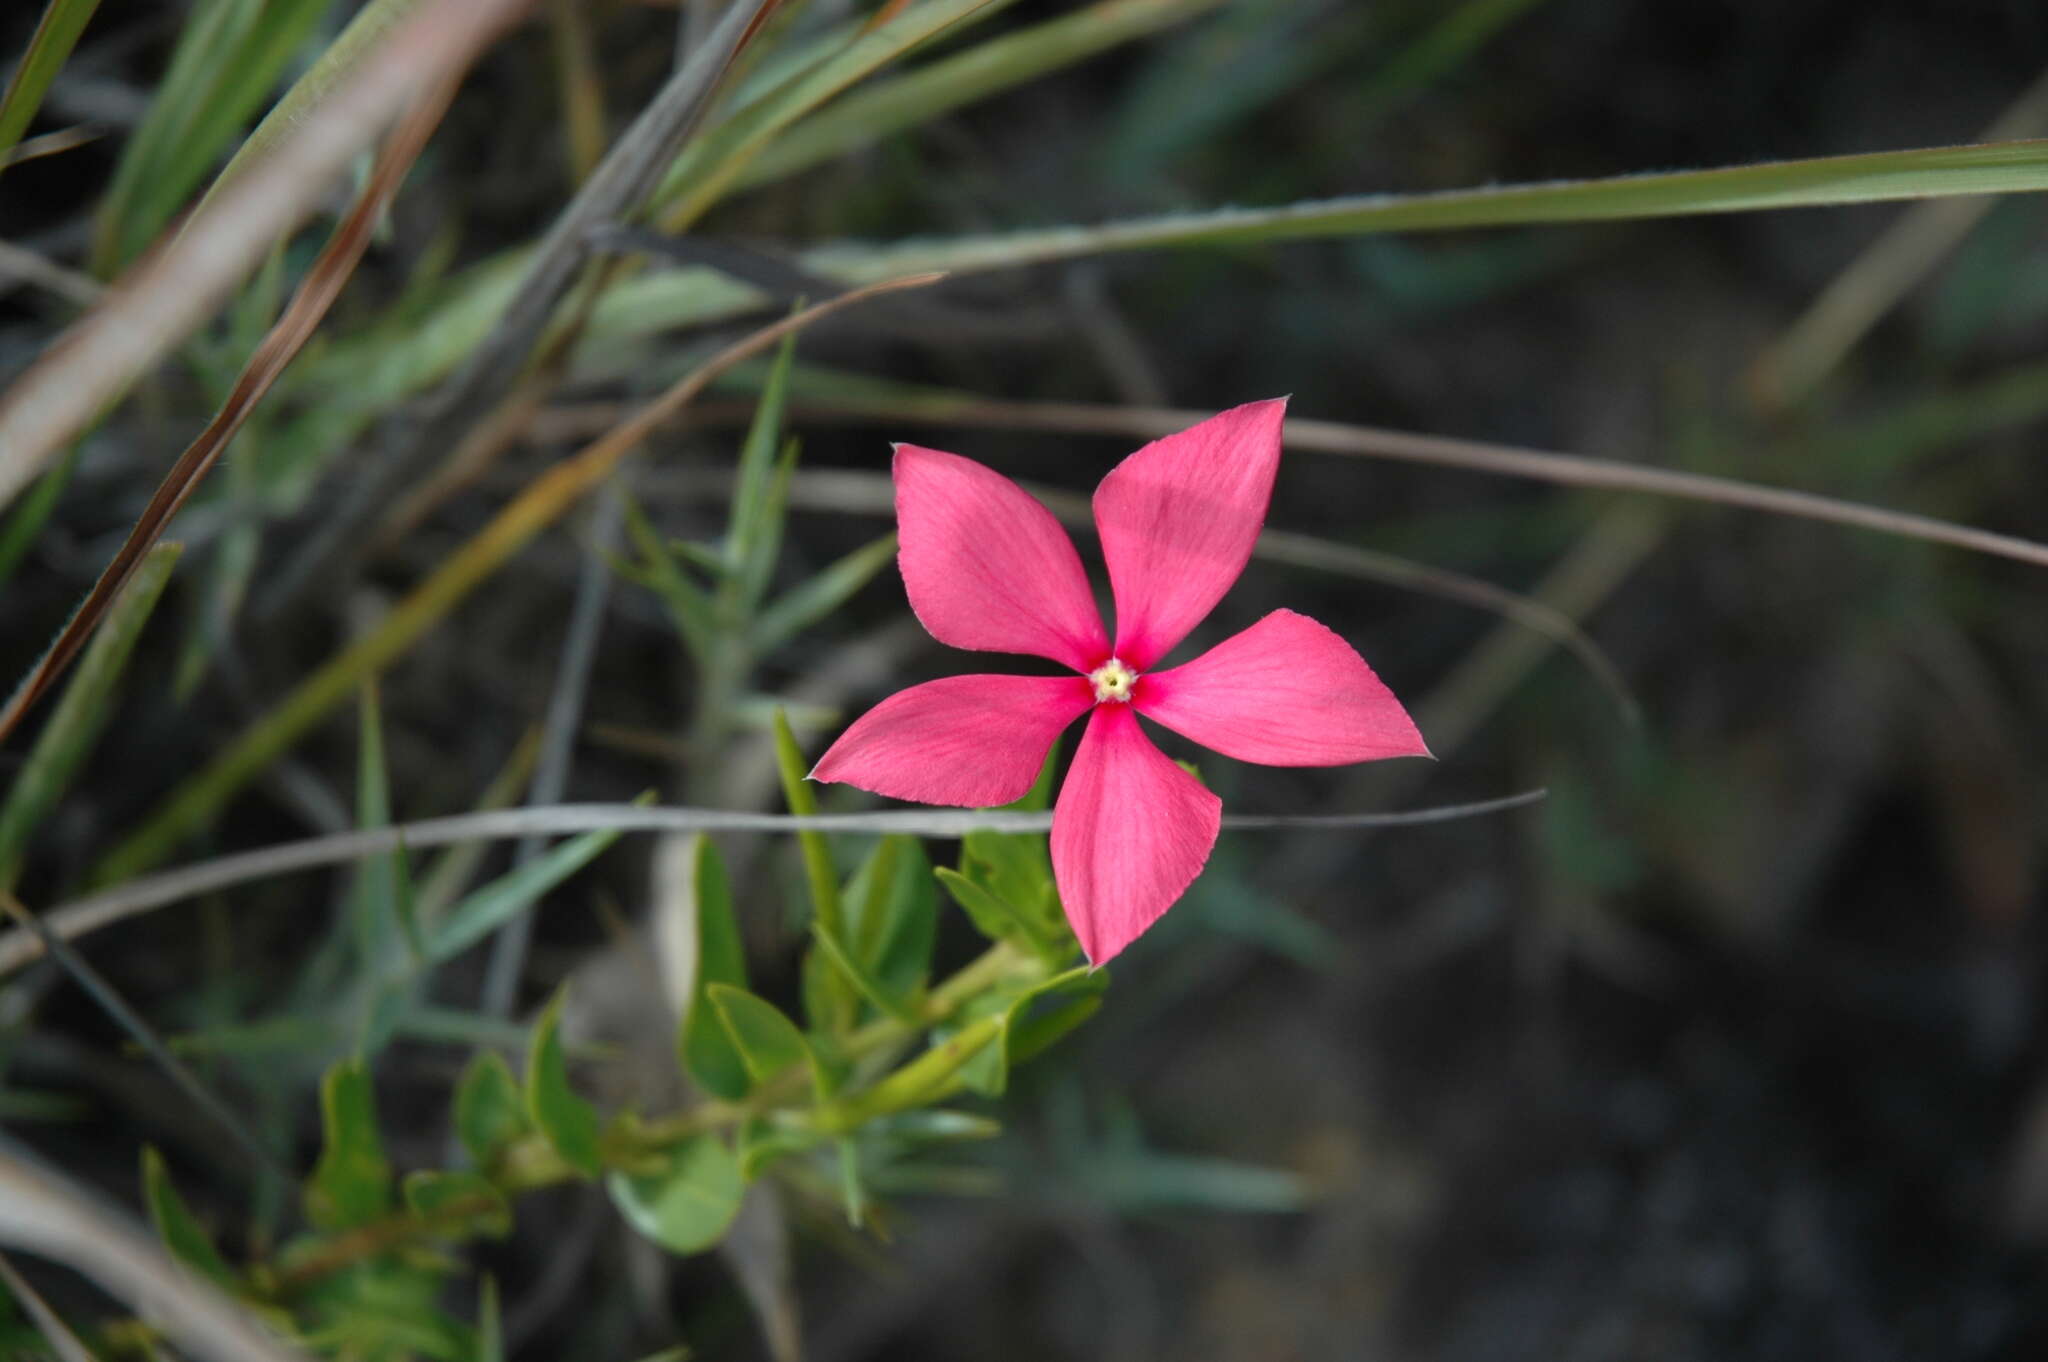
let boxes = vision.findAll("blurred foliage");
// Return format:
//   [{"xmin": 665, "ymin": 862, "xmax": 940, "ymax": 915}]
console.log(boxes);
[{"xmin": 3, "ymin": 1, "xmax": 2048, "ymax": 1359}]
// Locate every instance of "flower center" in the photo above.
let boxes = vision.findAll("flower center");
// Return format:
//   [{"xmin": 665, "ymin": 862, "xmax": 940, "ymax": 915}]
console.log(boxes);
[{"xmin": 1088, "ymin": 658, "xmax": 1138, "ymax": 704}]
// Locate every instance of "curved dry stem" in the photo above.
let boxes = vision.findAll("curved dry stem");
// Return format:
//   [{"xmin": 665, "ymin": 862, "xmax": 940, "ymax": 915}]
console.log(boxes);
[
  {"xmin": 2, "ymin": 791, "xmax": 1545, "ymax": 976},
  {"xmin": 730, "ymin": 396, "xmax": 2048, "ymax": 571}
]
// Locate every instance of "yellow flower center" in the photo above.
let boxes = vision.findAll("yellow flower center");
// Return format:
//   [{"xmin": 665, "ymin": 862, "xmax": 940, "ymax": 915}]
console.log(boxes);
[{"xmin": 1088, "ymin": 658, "xmax": 1138, "ymax": 704}]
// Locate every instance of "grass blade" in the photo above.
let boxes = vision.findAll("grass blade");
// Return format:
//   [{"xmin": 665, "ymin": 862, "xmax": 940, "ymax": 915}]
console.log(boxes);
[
  {"xmin": 0, "ymin": 0, "xmax": 104, "ymax": 168},
  {"xmin": 0, "ymin": 0, "xmax": 528, "ymax": 513},
  {"xmin": 733, "ymin": 0, "xmax": 1230, "ymax": 192},
  {"xmin": 90, "ymin": 0, "xmax": 332, "ymax": 273},
  {"xmin": 90, "ymin": 274, "xmax": 942, "ymax": 884},
  {"xmin": 653, "ymin": 0, "xmax": 1022, "ymax": 228},
  {"xmin": 0, "ymin": 66, "xmax": 462, "ymax": 749},
  {"xmin": 0, "ymin": 543, "xmax": 180, "ymax": 889},
  {"xmin": 817, "ymin": 139, "xmax": 2048, "ymax": 280}
]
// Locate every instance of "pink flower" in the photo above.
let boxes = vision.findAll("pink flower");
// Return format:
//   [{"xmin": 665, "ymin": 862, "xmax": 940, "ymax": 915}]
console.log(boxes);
[{"xmin": 811, "ymin": 398, "xmax": 1430, "ymax": 965}]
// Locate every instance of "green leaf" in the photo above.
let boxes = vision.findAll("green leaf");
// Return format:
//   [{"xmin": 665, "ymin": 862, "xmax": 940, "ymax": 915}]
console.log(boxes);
[
  {"xmin": 526, "ymin": 988, "xmax": 603, "ymax": 1179},
  {"xmin": 935, "ymin": 867, "xmax": 1058, "ymax": 959},
  {"xmin": 752, "ymin": 532, "xmax": 898, "ymax": 654},
  {"xmin": 0, "ymin": 0, "xmax": 105, "ymax": 166},
  {"xmin": 706, "ymin": 984, "xmax": 820, "ymax": 1099},
  {"xmin": 477, "ymin": 1277, "xmax": 503, "ymax": 1362},
  {"xmin": 141, "ymin": 1147, "xmax": 237, "ymax": 1290},
  {"xmin": 812, "ymin": 1015, "xmax": 1004, "ymax": 1134},
  {"xmin": 655, "ymin": 0, "xmax": 1021, "ymax": 225},
  {"xmin": 772, "ymin": 709, "xmax": 854, "ymax": 1032},
  {"xmin": 734, "ymin": 1117, "xmax": 823, "ymax": 1181},
  {"xmin": 620, "ymin": 493, "xmax": 713, "ymax": 660},
  {"xmin": 0, "ymin": 543, "xmax": 180, "ymax": 889},
  {"xmin": 353, "ymin": 682, "xmax": 422, "ymax": 973},
  {"xmin": 672, "ymin": 835, "xmax": 752, "ymax": 1102},
  {"xmin": 725, "ymin": 333, "xmax": 797, "ymax": 582},
  {"xmin": 306, "ymin": 1058, "xmax": 392, "ymax": 1230},
  {"xmin": 606, "ymin": 1134, "xmax": 744, "ymax": 1256},
  {"xmin": 0, "ymin": 444, "xmax": 79, "ymax": 590},
  {"xmin": 734, "ymin": 0, "xmax": 1229, "ymax": 192},
  {"xmin": 453, "ymin": 1052, "xmax": 529, "ymax": 1170},
  {"xmin": 851, "ymin": 860, "xmax": 936, "ymax": 968},
  {"xmin": 403, "ymin": 1170, "xmax": 512, "ymax": 1239},
  {"xmin": 946, "ymin": 967, "xmax": 1106, "ymax": 1098},
  {"xmin": 92, "ymin": 0, "xmax": 332, "ymax": 272},
  {"xmin": 808, "ymin": 923, "xmax": 917, "ymax": 1025},
  {"xmin": 428, "ymin": 823, "xmax": 626, "ymax": 963}
]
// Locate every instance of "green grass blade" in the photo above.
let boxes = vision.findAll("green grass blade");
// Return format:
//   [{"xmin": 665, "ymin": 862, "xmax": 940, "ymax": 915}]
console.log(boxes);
[
  {"xmin": 90, "ymin": 0, "xmax": 332, "ymax": 273},
  {"xmin": 427, "ymin": 824, "xmax": 627, "ymax": 964},
  {"xmin": 752, "ymin": 532, "xmax": 898, "ymax": 654},
  {"xmin": 0, "ymin": 543, "xmax": 180, "ymax": 889},
  {"xmin": 0, "ymin": 445, "xmax": 78, "ymax": 589},
  {"xmin": 654, "ymin": 0, "xmax": 1022, "ymax": 228},
  {"xmin": 0, "ymin": 0, "xmax": 105, "ymax": 167},
  {"xmin": 734, "ymin": 0, "xmax": 1229, "ymax": 191},
  {"xmin": 814, "ymin": 140, "xmax": 2048, "ymax": 280}
]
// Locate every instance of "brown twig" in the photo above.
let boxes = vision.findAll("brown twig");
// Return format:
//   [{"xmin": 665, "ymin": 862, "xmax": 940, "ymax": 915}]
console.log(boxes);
[
  {"xmin": 0, "ymin": 0, "xmax": 533, "ymax": 509},
  {"xmin": 0, "ymin": 69, "xmax": 466, "ymax": 750}
]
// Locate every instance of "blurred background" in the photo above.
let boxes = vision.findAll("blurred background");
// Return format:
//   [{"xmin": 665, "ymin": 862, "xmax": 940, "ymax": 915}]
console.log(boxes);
[{"xmin": 4, "ymin": 1, "xmax": 2048, "ymax": 1359}]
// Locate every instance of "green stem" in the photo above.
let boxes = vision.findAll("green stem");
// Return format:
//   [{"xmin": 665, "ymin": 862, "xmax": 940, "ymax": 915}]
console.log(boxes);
[{"xmin": 263, "ymin": 942, "xmax": 1030, "ymax": 1297}]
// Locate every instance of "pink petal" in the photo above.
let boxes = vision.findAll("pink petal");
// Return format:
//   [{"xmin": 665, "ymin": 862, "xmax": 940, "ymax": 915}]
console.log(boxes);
[
  {"xmin": 1093, "ymin": 398, "xmax": 1287, "ymax": 670},
  {"xmin": 1136, "ymin": 609, "xmax": 1429, "ymax": 766},
  {"xmin": 812, "ymin": 674, "xmax": 1095, "ymax": 807},
  {"xmin": 1051, "ymin": 704, "xmax": 1222, "ymax": 965},
  {"xmin": 895, "ymin": 444, "xmax": 1109, "ymax": 671}
]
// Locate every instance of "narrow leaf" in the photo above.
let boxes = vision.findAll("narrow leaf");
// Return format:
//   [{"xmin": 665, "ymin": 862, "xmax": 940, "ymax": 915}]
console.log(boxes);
[
  {"xmin": 752, "ymin": 532, "xmax": 898, "ymax": 653},
  {"xmin": 527, "ymin": 986, "xmax": 603, "ymax": 1178},
  {"xmin": 0, "ymin": 543, "xmax": 179, "ymax": 889},
  {"xmin": 140, "ymin": 1147, "xmax": 237, "ymax": 1290},
  {"xmin": 620, "ymin": 493, "xmax": 713, "ymax": 659},
  {"xmin": 0, "ymin": 0, "xmax": 105, "ymax": 167},
  {"xmin": 428, "ymin": 824, "xmax": 625, "ymax": 963},
  {"xmin": 724, "ymin": 332, "xmax": 798, "ymax": 585},
  {"xmin": 771, "ymin": 709, "xmax": 853, "ymax": 1032},
  {"xmin": 673, "ymin": 835, "xmax": 752, "ymax": 1102}
]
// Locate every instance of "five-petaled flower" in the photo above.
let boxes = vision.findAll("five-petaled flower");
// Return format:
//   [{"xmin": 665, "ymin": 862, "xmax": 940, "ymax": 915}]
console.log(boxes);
[{"xmin": 812, "ymin": 398, "xmax": 1430, "ymax": 965}]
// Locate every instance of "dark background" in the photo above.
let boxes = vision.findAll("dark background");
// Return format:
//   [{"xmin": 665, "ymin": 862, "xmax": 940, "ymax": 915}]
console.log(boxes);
[{"xmin": 5, "ymin": 2, "xmax": 2048, "ymax": 1359}]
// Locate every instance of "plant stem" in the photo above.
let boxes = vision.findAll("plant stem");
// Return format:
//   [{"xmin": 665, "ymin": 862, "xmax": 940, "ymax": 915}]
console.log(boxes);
[{"xmin": 263, "ymin": 942, "xmax": 1030, "ymax": 1296}]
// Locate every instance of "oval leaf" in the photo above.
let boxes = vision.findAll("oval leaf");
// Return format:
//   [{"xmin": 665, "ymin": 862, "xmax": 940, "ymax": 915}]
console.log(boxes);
[
  {"xmin": 673, "ymin": 835, "xmax": 752, "ymax": 1102},
  {"xmin": 453, "ymin": 1051, "xmax": 530, "ymax": 1171},
  {"xmin": 607, "ymin": 1134, "xmax": 744, "ymax": 1255},
  {"xmin": 306, "ymin": 1058, "xmax": 392, "ymax": 1230},
  {"xmin": 526, "ymin": 988, "xmax": 603, "ymax": 1178},
  {"xmin": 706, "ymin": 984, "xmax": 817, "ymax": 1097}
]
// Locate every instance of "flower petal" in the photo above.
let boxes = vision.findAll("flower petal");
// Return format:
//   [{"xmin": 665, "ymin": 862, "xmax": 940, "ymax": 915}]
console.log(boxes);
[
  {"xmin": 1136, "ymin": 609, "xmax": 1430, "ymax": 765},
  {"xmin": 1093, "ymin": 398, "xmax": 1287, "ymax": 669},
  {"xmin": 895, "ymin": 444, "xmax": 1108, "ymax": 671},
  {"xmin": 812, "ymin": 673, "xmax": 1095, "ymax": 808},
  {"xmin": 1051, "ymin": 704, "xmax": 1221, "ymax": 965}
]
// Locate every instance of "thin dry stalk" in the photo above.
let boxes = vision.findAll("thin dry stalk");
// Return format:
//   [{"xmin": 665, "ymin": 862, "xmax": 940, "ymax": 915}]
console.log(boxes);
[
  {"xmin": 0, "ymin": 1137, "xmax": 311, "ymax": 1362},
  {"xmin": 0, "ymin": 72, "xmax": 464, "ymax": 748},
  {"xmin": 93, "ymin": 275, "xmax": 945, "ymax": 883},
  {"xmin": 0, "ymin": 0, "xmax": 533, "ymax": 509},
  {"xmin": 629, "ymin": 396, "xmax": 2048, "ymax": 571}
]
